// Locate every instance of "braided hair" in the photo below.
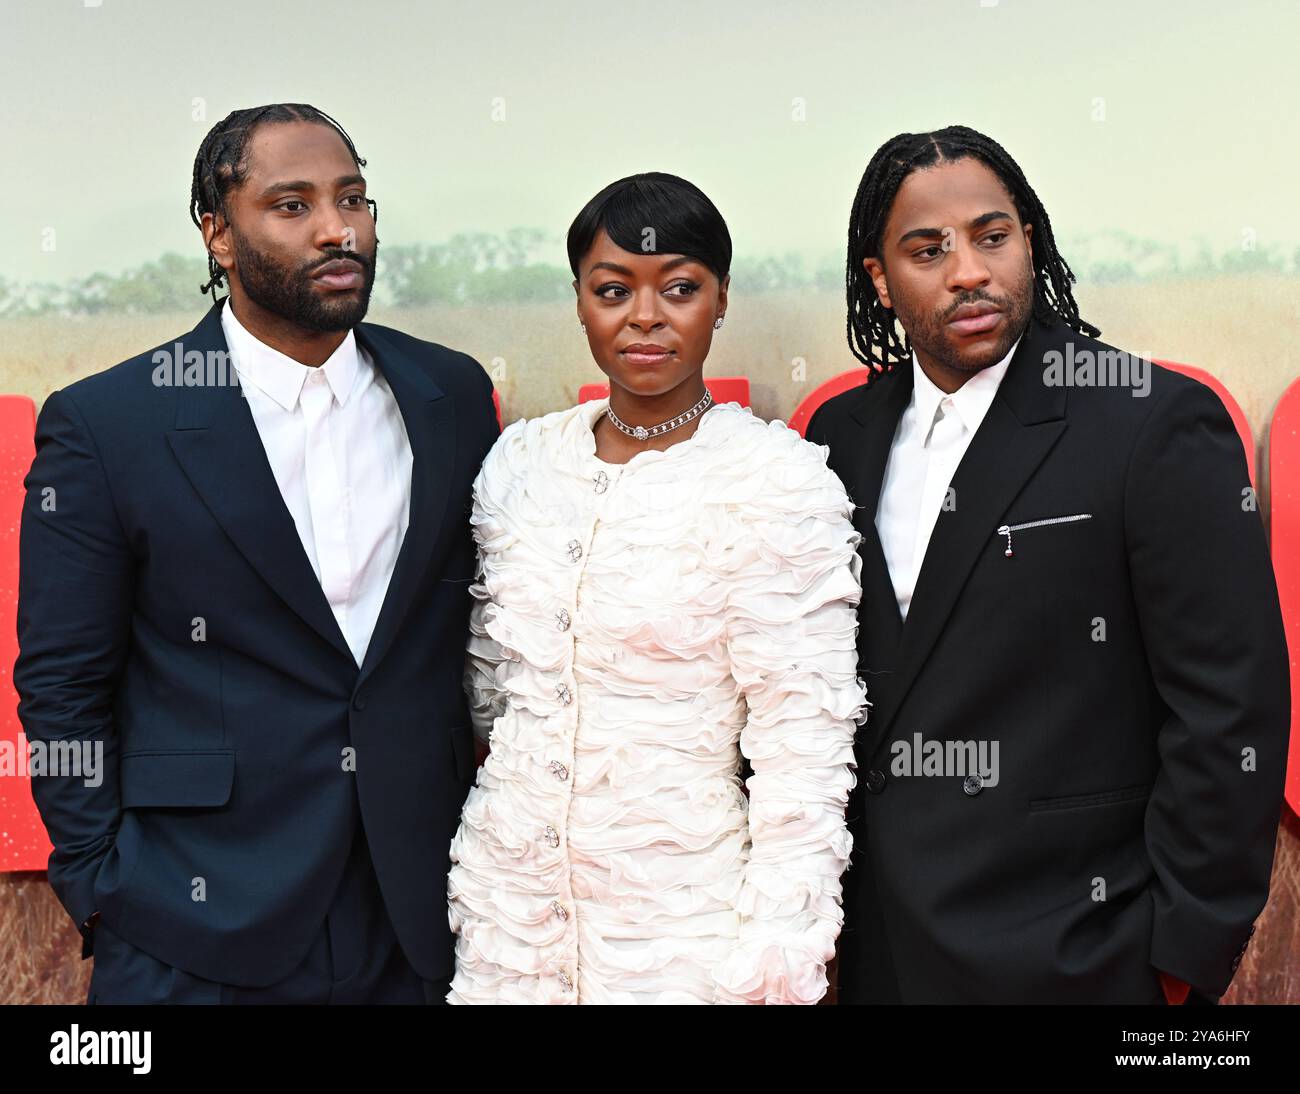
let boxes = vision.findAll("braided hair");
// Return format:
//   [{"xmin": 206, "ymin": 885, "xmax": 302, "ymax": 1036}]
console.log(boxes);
[
  {"xmin": 846, "ymin": 125, "xmax": 1098, "ymax": 381},
  {"xmin": 189, "ymin": 104, "xmax": 367, "ymax": 301}
]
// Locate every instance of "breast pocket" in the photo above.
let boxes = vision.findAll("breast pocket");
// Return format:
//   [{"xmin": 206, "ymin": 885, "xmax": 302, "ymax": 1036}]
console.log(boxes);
[{"xmin": 994, "ymin": 513, "xmax": 1092, "ymax": 559}]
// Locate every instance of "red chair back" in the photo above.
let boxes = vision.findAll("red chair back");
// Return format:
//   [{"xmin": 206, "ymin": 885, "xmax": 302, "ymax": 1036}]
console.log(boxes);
[
  {"xmin": 788, "ymin": 368, "xmax": 872, "ymax": 437},
  {"xmin": 0, "ymin": 396, "xmax": 50, "ymax": 870},
  {"xmin": 1268, "ymin": 378, "xmax": 1300, "ymax": 815}
]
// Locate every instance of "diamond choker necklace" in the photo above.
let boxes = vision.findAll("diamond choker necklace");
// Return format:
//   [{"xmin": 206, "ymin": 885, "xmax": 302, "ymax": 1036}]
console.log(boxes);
[{"xmin": 606, "ymin": 389, "xmax": 714, "ymax": 442}]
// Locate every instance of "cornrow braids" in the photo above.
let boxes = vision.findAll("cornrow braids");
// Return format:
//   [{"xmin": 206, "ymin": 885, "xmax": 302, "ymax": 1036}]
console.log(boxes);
[
  {"xmin": 845, "ymin": 124, "xmax": 1099, "ymax": 382},
  {"xmin": 189, "ymin": 103, "xmax": 367, "ymax": 301}
]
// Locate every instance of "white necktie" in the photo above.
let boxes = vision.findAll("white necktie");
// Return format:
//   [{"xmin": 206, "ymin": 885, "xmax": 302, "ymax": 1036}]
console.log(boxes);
[{"xmin": 299, "ymin": 371, "xmax": 354, "ymax": 621}]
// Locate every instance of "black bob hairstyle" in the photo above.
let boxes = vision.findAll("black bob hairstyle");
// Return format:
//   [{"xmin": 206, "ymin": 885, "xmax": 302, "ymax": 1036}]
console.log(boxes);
[{"xmin": 566, "ymin": 172, "xmax": 732, "ymax": 283}]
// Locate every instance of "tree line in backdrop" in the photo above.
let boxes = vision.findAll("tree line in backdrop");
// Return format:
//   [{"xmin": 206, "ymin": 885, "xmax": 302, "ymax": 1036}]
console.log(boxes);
[{"xmin": 2, "ymin": 227, "xmax": 1297, "ymax": 318}]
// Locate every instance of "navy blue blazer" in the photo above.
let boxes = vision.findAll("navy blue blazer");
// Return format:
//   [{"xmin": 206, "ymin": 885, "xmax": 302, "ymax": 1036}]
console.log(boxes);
[{"xmin": 14, "ymin": 298, "xmax": 499, "ymax": 986}]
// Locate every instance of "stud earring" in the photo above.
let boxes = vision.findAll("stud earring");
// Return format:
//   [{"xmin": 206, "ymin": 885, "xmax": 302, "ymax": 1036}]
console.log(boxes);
[{"xmin": 714, "ymin": 317, "xmax": 724, "ymax": 330}]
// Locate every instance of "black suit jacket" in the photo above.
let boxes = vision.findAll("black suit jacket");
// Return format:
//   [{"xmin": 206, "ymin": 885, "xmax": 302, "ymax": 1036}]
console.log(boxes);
[
  {"xmin": 14, "ymin": 298, "xmax": 499, "ymax": 986},
  {"xmin": 808, "ymin": 314, "xmax": 1290, "ymax": 1003}
]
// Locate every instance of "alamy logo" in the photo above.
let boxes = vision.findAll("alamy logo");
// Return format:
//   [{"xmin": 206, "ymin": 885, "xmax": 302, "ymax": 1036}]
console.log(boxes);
[
  {"xmin": 0, "ymin": 738, "xmax": 102, "ymax": 787},
  {"xmin": 49, "ymin": 1025, "xmax": 151, "ymax": 1073},
  {"xmin": 151, "ymin": 342, "xmax": 240, "ymax": 388},
  {"xmin": 1042, "ymin": 343, "xmax": 1151, "ymax": 398},
  {"xmin": 890, "ymin": 732, "xmax": 1000, "ymax": 785}
]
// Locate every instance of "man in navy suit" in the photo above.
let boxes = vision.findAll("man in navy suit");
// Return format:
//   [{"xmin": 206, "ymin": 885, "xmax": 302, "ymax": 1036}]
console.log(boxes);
[{"xmin": 14, "ymin": 104, "xmax": 499, "ymax": 1003}]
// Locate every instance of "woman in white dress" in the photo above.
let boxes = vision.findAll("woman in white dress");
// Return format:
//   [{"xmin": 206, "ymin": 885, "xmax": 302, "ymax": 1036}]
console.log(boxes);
[{"xmin": 446, "ymin": 173, "xmax": 869, "ymax": 1004}]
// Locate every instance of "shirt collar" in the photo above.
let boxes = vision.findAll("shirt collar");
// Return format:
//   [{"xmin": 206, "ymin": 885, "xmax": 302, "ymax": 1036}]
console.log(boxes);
[
  {"xmin": 220, "ymin": 300, "xmax": 361, "ymax": 412},
  {"xmin": 910, "ymin": 330, "xmax": 1022, "ymax": 436}
]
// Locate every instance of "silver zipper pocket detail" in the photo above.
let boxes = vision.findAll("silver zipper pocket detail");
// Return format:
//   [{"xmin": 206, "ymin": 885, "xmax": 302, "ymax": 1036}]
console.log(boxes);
[{"xmin": 995, "ymin": 513, "xmax": 1092, "ymax": 558}]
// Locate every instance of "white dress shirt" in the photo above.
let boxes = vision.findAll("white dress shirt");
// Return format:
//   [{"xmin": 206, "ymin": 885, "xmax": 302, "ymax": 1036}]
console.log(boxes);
[
  {"xmin": 875, "ymin": 335, "xmax": 1021, "ymax": 621},
  {"xmin": 221, "ymin": 302, "xmax": 413, "ymax": 666}
]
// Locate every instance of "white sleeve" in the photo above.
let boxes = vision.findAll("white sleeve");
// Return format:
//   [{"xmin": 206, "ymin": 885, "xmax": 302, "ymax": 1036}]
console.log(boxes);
[
  {"xmin": 711, "ymin": 452, "xmax": 868, "ymax": 1004},
  {"xmin": 464, "ymin": 570, "xmax": 509, "ymax": 746},
  {"xmin": 460, "ymin": 441, "xmax": 518, "ymax": 747}
]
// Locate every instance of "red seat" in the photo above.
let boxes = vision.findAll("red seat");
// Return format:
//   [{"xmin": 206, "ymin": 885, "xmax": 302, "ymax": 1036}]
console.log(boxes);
[
  {"xmin": 788, "ymin": 368, "xmax": 873, "ymax": 437},
  {"xmin": 0, "ymin": 395, "xmax": 51, "ymax": 870},
  {"xmin": 578, "ymin": 377, "xmax": 750, "ymax": 408},
  {"xmin": 1268, "ymin": 378, "xmax": 1300, "ymax": 816}
]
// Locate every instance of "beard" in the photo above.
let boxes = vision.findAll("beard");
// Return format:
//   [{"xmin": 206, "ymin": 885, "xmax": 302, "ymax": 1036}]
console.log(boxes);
[
  {"xmin": 894, "ymin": 260, "xmax": 1034, "ymax": 376},
  {"xmin": 232, "ymin": 230, "xmax": 378, "ymax": 333}
]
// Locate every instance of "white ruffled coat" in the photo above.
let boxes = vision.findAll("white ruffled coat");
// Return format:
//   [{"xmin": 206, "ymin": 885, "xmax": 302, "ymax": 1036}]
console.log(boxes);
[{"xmin": 446, "ymin": 397, "xmax": 869, "ymax": 1004}]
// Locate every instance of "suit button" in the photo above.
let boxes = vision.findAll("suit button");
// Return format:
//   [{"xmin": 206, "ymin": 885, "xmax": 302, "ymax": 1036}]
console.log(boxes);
[
  {"xmin": 865, "ymin": 769, "xmax": 886, "ymax": 794},
  {"xmin": 352, "ymin": 692, "xmax": 367, "ymax": 711},
  {"xmin": 962, "ymin": 774, "xmax": 984, "ymax": 796}
]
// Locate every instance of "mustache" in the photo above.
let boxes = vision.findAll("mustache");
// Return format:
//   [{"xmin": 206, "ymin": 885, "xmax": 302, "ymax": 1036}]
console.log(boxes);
[
  {"xmin": 307, "ymin": 247, "xmax": 375, "ymax": 276},
  {"xmin": 943, "ymin": 292, "xmax": 1002, "ymax": 320}
]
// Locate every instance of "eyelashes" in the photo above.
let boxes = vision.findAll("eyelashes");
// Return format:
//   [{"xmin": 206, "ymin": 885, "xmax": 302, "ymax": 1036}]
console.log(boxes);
[{"xmin": 594, "ymin": 281, "xmax": 701, "ymax": 299}]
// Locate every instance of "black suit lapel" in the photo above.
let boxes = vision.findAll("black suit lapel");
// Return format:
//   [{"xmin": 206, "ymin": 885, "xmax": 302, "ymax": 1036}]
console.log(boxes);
[
  {"xmin": 164, "ymin": 301, "xmax": 455, "ymax": 676},
  {"xmin": 354, "ymin": 322, "xmax": 453, "ymax": 685},
  {"xmin": 166, "ymin": 300, "xmax": 355, "ymax": 663},
  {"xmin": 872, "ymin": 315, "xmax": 1070, "ymax": 737},
  {"xmin": 846, "ymin": 363, "xmax": 913, "ymax": 652}
]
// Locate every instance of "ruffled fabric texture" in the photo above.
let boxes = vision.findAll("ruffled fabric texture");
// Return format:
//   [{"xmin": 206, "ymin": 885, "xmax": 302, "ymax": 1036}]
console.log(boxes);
[{"xmin": 447, "ymin": 398, "xmax": 868, "ymax": 1004}]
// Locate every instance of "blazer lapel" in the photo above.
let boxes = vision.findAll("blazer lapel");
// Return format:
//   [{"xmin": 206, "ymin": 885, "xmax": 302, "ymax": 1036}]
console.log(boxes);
[
  {"xmin": 872, "ymin": 315, "xmax": 1070, "ymax": 739},
  {"xmin": 354, "ymin": 323, "xmax": 453, "ymax": 685},
  {"xmin": 846, "ymin": 364, "xmax": 913, "ymax": 653},
  {"xmin": 166, "ymin": 300, "xmax": 355, "ymax": 663}
]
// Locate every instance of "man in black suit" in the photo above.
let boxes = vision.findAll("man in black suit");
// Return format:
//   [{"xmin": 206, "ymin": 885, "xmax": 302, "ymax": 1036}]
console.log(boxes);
[
  {"xmin": 15, "ymin": 104, "xmax": 498, "ymax": 1003},
  {"xmin": 809, "ymin": 125, "xmax": 1289, "ymax": 1004}
]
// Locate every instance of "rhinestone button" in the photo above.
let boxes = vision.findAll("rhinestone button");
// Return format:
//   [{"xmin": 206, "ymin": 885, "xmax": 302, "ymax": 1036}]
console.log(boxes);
[
  {"xmin": 593, "ymin": 471, "xmax": 609, "ymax": 494},
  {"xmin": 566, "ymin": 539, "xmax": 583, "ymax": 562},
  {"xmin": 543, "ymin": 825, "xmax": 560, "ymax": 848},
  {"xmin": 555, "ymin": 683, "xmax": 572, "ymax": 705},
  {"xmin": 962, "ymin": 773, "xmax": 984, "ymax": 796},
  {"xmin": 549, "ymin": 760, "xmax": 569, "ymax": 781},
  {"xmin": 551, "ymin": 900, "xmax": 569, "ymax": 921},
  {"xmin": 556, "ymin": 608, "xmax": 571, "ymax": 631}
]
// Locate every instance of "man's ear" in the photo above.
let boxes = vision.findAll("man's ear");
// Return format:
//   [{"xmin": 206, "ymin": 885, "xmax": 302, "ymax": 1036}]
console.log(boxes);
[
  {"xmin": 202, "ymin": 211, "xmax": 234, "ymax": 276},
  {"xmin": 1023, "ymin": 222, "xmax": 1033, "ymax": 266},
  {"xmin": 863, "ymin": 256, "xmax": 891, "ymax": 310}
]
